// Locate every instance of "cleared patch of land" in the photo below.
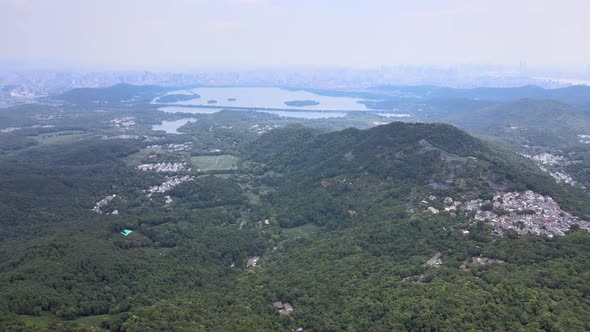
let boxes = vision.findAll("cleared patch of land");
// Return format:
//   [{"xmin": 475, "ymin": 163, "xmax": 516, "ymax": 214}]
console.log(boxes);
[
  {"xmin": 123, "ymin": 148, "xmax": 153, "ymax": 166},
  {"xmin": 17, "ymin": 314, "xmax": 109, "ymax": 331},
  {"xmin": 31, "ymin": 130, "xmax": 88, "ymax": 144},
  {"xmin": 244, "ymin": 191, "xmax": 262, "ymax": 205},
  {"xmin": 282, "ymin": 223, "xmax": 322, "ymax": 239},
  {"xmin": 191, "ymin": 155, "xmax": 239, "ymax": 171},
  {"xmin": 17, "ymin": 314, "xmax": 54, "ymax": 331}
]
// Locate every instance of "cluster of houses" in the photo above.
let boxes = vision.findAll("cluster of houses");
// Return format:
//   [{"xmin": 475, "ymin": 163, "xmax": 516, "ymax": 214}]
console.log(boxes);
[
  {"xmin": 145, "ymin": 175, "xmax": 194, "ymax": 197},
  {"xmin": 464, "ymin": 190, "xmax": 589, "ymax": 237},
  {"xmin": 422, "ymin": 191, "xmax": 589, "ymax": 237},
  {"xmin": 578, "ymin": 134, "xmax": 590, "ymax": 144},
  {"xmin": 109, "ymin": 117, "xmax": 136, "ymax": 128},
  {"xmin": 549, "ymin": 171, "xmax": 577, "ymax": 186},
  {"xmin": 523, "ymin": 152, "xmax": 564, "ymax": 165},
  {"xmin": 423, "ymin": 195, "xmax": 461, "ymax": 215},
  {"xmin": 522, "ymin": 153, "xmax": 578, "ymax": 187},
  {"xmin": 249, "ymin": 124, "xmax": 281, "ymax": 135},
  {"xmin": 91, "ymin": 194, "xmax": 116, "ymax": 214},
  {"xmin": 137, "ymin": 162, "xmax": 189, "ymax": 173},
  {"xmin": 0, "ymin": 124, "xmax": 54, "ymax": 133},
  {"xmin": 272, "ymin": 301, "xmax": 294, "ymax": 316},
  {"xmin": 102, "ymin": 134, "xmax": 164, "ymax": 142}
]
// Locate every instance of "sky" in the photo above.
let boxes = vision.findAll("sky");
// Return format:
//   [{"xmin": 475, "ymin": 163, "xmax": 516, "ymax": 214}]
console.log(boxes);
[{"xmin": 1, "ymin": 0, "xmax": 589, "ymax": 70}]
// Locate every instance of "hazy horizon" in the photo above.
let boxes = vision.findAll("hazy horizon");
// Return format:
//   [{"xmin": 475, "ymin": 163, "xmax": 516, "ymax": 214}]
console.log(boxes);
[{"xmin": 2, "ymin": 0, "xmax": 589, "ymax": 71}]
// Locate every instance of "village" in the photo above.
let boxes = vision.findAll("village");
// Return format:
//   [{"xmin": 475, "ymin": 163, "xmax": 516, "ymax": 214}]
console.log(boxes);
[
  {"xmin": 522, "ymin": 152, "xmax": 578, "ymax": 186},
  {"xmin": 0, "ymin": 124, "xmax": 55, "ymax": 133},
  {"xmin": 91, "ymin": 194, "xmax": 118, "ymax": 215},
  {"xmin": 137, "ymin": 162, "xmax": 190, "ymax": 172},
  {"xmin": 102, "ymin": 134, "xmax": 165, "ymax": 142},
  {"xmin": 578, "ymin": 134, "xmax": 590, "ymax": 144},
  {"xmin": 109, "ymin": 116, "xmax": 136, "ymax": 128},
  {"xmin": 549, "ymin": 170, "xmax": 576, "ymax": 186},
  {"xmin": 145, "ymin": 175, "xmax": 195, "ymax": 197},
  {"xmin": 463, "ymin": 190, "xmax": 590, "ymax": 237},
  {"xmin": 423, "ymin": 190, "xmax": 589, "ymax": 237},
  {"xmin": 249, "ymin": 124, "xmax": 282, "ymax": 135},
  {"xmin": 523, "ymin": 152, "xmax": 564, "ymax": 165}
]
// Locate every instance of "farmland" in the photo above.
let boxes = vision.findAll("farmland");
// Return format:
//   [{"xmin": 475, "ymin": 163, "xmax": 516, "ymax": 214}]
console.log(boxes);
[{"xmin": 191, "ymin": 155, "xmax": 239, "ymax": 171}]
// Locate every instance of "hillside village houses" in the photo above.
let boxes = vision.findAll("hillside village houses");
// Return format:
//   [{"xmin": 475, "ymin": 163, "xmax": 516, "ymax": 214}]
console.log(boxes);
[
  {"xmin": 137, "ymin": 162, "xmax": 189, "ymax": 172},
  {"xmin": 272, "ymin": 301, "xmax": 294, "ymax": 316},
  {"xmin": 109, "ymin": 117, "xmax": 135, "ymax": 128},
  {"xmin": 92, "ymin": 194, "xmax": 116, "ymax": 214},
  {"xmin": 147, "ymin": 142, "xmax": 193, "ymax": 152},
  {"xmin": 464, "ymin": 190, "xmax": 589, "ymax": 237},
  {"xmin": 578, "ymin": 134, "xmax": 590, "ymax": 144},
  {"xmin": 145, "ymin": 175, "xmax": 194, "ymax": 197},
  {"xmin": 424, "ymin": 191, "xmax": 589, "ymax": 237},
  {"xmin": 523, "ymin": 152, "xmax": 564, "ymax": 165}
]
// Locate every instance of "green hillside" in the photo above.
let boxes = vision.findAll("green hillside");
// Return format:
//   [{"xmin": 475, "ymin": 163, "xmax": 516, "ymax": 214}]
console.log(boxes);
[{"xmin": 1, "ymin": 96, "xmax": 589, "ymax": 331}]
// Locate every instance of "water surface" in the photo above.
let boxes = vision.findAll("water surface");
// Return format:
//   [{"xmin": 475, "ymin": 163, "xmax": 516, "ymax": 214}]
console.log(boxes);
[
  {"xmin": 163, "ymin": 87, "xmax": 371, "ymax": 111},
  {"xmin": 152, "ymin": 118, "xmax": 197, "ymax": 134}
]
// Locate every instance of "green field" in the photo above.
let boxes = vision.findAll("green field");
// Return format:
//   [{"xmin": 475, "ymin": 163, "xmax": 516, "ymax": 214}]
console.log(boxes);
[
  {"xmin": 191, "ymin": 155, "xmax": 239, "ymax": 171},
  {"xmin": 31, "ymin": 130, "xmax": 88, "ymax": 144},
  {"xmin": 123, "ymin": 148, "xmax": 153, "ymax": 166},
  {"xmin": 282, "ymin": 223, "xmax": 322, "ymax": 239},
  {"xmin": 17, "ymin": 314, "xmax": 54, "ymax": 331}
]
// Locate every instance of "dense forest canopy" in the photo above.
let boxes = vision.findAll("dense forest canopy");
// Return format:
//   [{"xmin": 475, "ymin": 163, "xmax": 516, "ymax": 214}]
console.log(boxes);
[{"xmin": 0, "ymin": 84, "xmax": 589, "ymax": 331}]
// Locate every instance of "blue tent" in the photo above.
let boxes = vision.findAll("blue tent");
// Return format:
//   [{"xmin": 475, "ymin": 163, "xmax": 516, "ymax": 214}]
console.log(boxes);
[{"xmin": 121, "ymin": 229, "xmax": 133, "ymax": 236}]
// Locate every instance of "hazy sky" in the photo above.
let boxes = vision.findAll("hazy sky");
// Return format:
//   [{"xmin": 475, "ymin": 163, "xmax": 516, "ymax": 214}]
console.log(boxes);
[{"xmin": 1, "ymin": 0, "xmax": 589, "ymax": 70}]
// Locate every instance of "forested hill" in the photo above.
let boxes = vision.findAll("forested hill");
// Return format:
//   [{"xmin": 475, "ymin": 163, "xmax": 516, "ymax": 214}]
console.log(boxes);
[
  {"xmin": 55, "ymin": 84, "xmax": 169, "ymax": 105},
  {"xmin": 427, "ymin": 99, "xmax": 590, "ymax": 148},
  {"xmin": 369, "ymin": 84, "xmax": 590, "ymax": 104},
  {"xmin": 246, "ymin": 122, "xmax": 590, "ymax": 219},
  {"xmin": 248, "ymin": 122, "xmax": 491, "ymax": 174}
]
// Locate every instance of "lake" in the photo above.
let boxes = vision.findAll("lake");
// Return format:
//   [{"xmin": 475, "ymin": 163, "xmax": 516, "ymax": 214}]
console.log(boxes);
[
  {"xmin": 152, "ymin": 118, "xmax": 197, "ymax": 134},
  {"xmin": 161, "ymin": 87, "xmax": 372, "ymax": 111}
]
